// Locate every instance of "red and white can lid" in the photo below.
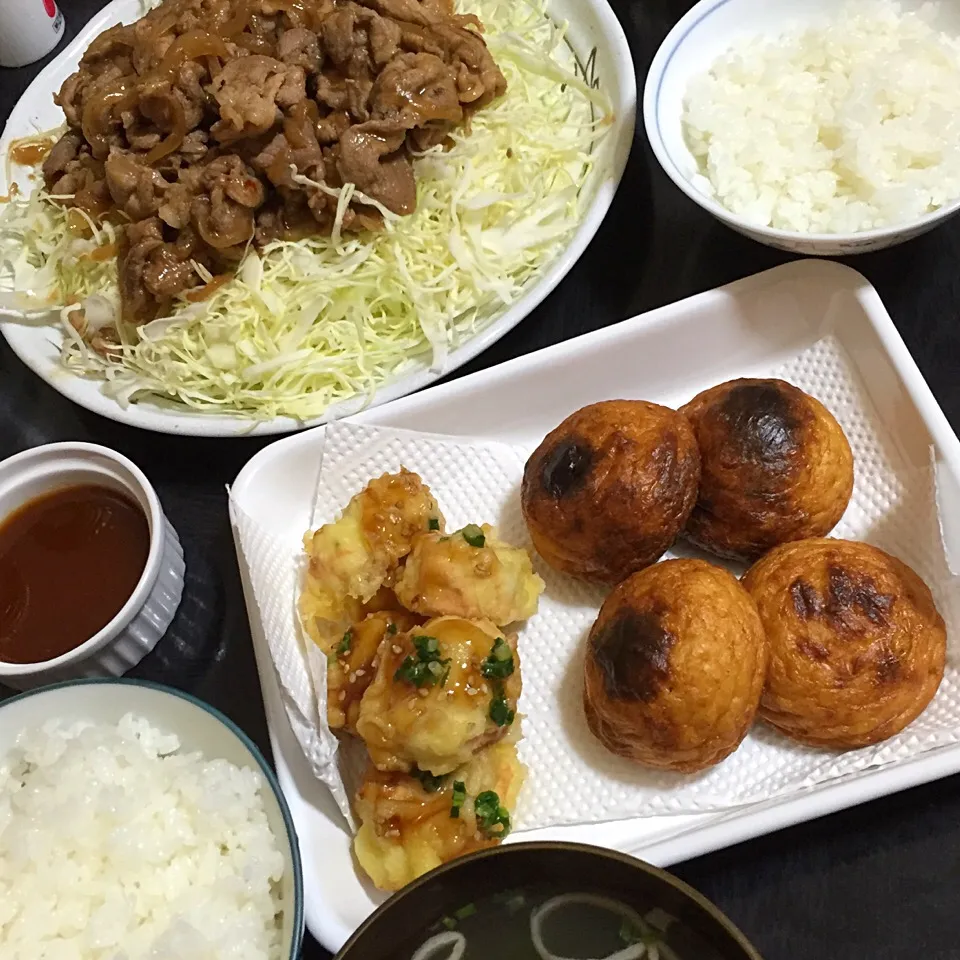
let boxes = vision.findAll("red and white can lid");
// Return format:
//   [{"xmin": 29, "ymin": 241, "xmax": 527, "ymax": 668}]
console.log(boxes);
[{"xmin": 0, "ymin": 0, "xmax": 65, "ymax": 68}]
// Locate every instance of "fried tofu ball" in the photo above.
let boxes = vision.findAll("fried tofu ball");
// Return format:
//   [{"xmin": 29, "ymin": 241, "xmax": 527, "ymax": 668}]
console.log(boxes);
[
  {"xmin": 583, "ymin": 559, "xmax": 767, "ymax": 772},
  {"xmin": 680, "ymin": 379, "xmax": 854, "ymax": 561},
  {"xmin": 743, "ymin": 539, "xmax": 946, "ymax": 748},
  {"xmin": 521, "ymin": 400, "xmax": 701, "ymax": 584},
  {"xmin": 299, "ymin": 470, "xmax": 444, "ymax": 653},
  {"xmin": 356, "ymin": 616, "xmax": 522, "ymax": 775},
  {"xmin": 326, "ymin": 609, "xmax": 424, "ymax": 732},
  {"xmin": 353, "ymin": 740, "xmax": 525, "ymax": 891},
  {"xmin": 393, "ymin": 524, "xmax": 544, "ymax": 625}
]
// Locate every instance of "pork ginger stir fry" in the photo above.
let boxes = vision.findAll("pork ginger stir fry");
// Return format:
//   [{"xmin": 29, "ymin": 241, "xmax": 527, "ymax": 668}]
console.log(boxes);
[
  {"xmin": 298, "ymin": 469, "xmax": 542, "ymax": 889},
  {"xmin": 42, "ymin": 0, "xmax": 507, "ymax": 326}
]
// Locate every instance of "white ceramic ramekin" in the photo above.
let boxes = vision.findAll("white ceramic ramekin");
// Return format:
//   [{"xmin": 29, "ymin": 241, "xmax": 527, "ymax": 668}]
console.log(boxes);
[{"xmin": 0, "ymin": 442, "xmax": 184, "ymax": 689}]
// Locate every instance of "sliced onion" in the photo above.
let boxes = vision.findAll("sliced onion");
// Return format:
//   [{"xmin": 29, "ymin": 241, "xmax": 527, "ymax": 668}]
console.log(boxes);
[
  {"xmin": 411, "ymin": 930, "xmax": 467, "ymax": 960},
  {"xmin": 145, "ymin": 94, "xmax": 187, "ymax": 165},
  {"xmin": 81, "ymin": 293, "xmax": 117, "ymax": 331},
  {"xmin": 530, "ymin": 894, "xmax": 651, "ymax": 960}
]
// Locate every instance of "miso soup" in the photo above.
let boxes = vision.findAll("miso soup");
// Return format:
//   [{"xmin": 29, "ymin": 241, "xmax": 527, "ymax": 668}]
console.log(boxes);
[{"xmin": 403, "ymin": 884, "xmax": 727, "ymax": 960}]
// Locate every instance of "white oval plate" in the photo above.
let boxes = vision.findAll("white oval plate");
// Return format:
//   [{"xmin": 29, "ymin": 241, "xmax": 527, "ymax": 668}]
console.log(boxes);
[{"xmin": 0, "ymin": 0, "xmax": 635, "ymax": 437}]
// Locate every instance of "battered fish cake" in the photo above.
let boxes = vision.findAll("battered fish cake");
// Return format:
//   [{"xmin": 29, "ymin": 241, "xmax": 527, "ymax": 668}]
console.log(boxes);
[
  {"xmin": 394, "ymin": 524, "xmax": 544, "ymax": 625},
  {"xmin": 299, "ymin": 469, "xmax": 443, "ymax": 653},
  {"xmin": 583, "ymin": 559, "xmax": 767, "ymax": 772},
  {"xmin": 522, "ymin": 400, "xmax": 701, "ymax": 584},
  {"xmin": 356, "ymin": 616, "xmax": 522, "ymax": 775},
  {"xmin": 743, "ymin": 538, "xmax": 946, "ymax": 748},
  {"xmin": 353, "ymin": 740, "xmax": 525, "ymax": 891},
  {"xmin": 680, "ymin": 378, "xmax": 854, "ymax": 561},
  {"xmin": 325, "ymin": 608, "xmax": 423, "ymax": 732}
]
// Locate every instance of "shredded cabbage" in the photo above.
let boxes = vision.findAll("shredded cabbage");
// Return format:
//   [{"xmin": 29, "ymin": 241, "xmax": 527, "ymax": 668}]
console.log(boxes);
[{"xmin": 0, "ymin": 0, "xmax": 609, "ymax": 421}]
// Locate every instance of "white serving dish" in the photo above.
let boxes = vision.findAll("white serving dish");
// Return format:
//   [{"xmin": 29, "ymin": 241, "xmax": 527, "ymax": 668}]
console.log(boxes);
[
  {"xmin": 644, "ymin": 0, "xmax": 960, "ymax": 255},
  {"xmin": 230, "ymin": 258, "xmax": 960, "ymax": 952},
  {"xmin": 0, "ymin": 442, "xmax": 184, "ymax": 689},
  {"xmin": 0, "ymin": 0, "xmax": 635, "ymax": 437},
  {"xmin": 0, "ymin": 678, "xmax": 304, "ymax": 956}
]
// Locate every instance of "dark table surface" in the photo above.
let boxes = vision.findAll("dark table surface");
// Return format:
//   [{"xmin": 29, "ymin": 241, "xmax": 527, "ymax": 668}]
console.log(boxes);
[{"xmin": 4, "ymin": 1, "xmax": 960, "ymax": 958}]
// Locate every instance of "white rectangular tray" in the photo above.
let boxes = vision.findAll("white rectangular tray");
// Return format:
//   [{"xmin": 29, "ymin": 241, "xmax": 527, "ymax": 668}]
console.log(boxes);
[{"xmin": 231, "ymin": 259, "xmax": 960, "ymax": 953}]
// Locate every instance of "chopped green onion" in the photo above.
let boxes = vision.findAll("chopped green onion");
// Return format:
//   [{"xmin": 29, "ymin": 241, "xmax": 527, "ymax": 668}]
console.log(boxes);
[
  {"xmin": 490, "ymin": 697, "xmax": 514, "ymax": 726},
  {"xmin": 641, "ymin": 926, "xmax": 661, "ymax": 949},
  {"xmin": 394, "ymin": 657, "xmax": 421, "ymax": 685},
  {"xmin": 451, "ymin": 780, "xmax": 467, "ymax": 818},
  {"xmin": 481, "ymin": 637, "xmax": 514, "ymax": 680},
  {"xmin": 454, "ymin": 903, "xmax": 477, "ymax": 920},
  {"xmin": 461, "ymin": 524, "xmax": 486, "ymax": 548},
  {"xmin": 441, "ymin": 916, "xmax": 457, "ymax": 931},
  {"xmin": 474, "ymin": 790, "xmax": 511, "ymax": 837},
  {"xmin": 387, "ymin": 621, "xmax": 398, "ymax": 635},
  {"xmin": 491, "ymin": 638, "xmax": 512, "ymax": 661},
  {"xmin": 428, "ymin": 517, "xmax": 440, "ymax": 531},
  {"xmin": 336, "ymin": 630, "xmax": 352, "ymax": 656},
  {"xmin": 619, "ymin": 919, "xmax": 643, "ymax": 945},
  {"xmin": 414, "ymin": 769, "xmax": 446, "ymax": 793},
  {"xmin": 489, "ymin": 682, "xmax": 515, "ymax": 726},
  {"xmin": 394, "ymin": 658, "xmax": 429, "ymax": 687},
  {"xmin": 505, "ymin": 893, "xmax": 526, "ymax": 914},
  {"xmin": 413, "ymin": 634, "xmax": 440, "ymax": 657},
  {"xmin": 395, "ymin": 634, "xmax": 451, "ymax": 687}
]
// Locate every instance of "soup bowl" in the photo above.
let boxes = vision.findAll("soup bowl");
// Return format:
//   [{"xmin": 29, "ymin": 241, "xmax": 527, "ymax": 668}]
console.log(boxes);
[{"xmin": 335, "ymin": 842, "xmax": 763, "ymax": 960}]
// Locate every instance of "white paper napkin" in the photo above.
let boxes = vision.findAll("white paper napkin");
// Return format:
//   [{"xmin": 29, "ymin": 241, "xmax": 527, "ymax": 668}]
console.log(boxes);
[{"xmin": 231, "ymin": 335, "xmax": 960, "ymax": 832}]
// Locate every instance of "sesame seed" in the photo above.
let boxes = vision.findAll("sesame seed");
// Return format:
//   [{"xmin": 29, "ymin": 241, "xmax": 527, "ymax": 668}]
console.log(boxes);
[
  {"xmin": 349, "ymin": 673, "xmax": 357, "ymax": 684},
  {"xmin": 355, "ymin": 668, "xmax": 366, "ymax": 677},
  {"xmin": 392, "ymin": 645, "xmax": 402, "ymax": 655},
  {"xmin": 418, "ymin": 688, "xmax": 430, "ymax": 698},
  {"xmin": 338, "ymin": 691, "xmax": 346, "ymax": 701}
]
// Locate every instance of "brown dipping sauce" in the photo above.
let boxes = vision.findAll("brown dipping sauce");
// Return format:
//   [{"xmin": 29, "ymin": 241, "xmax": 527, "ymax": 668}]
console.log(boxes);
[
  {"xmin": 9, "ymin": 138, "xmax": 54, "ymax": 166},
  {"xmin": 0, "ymin": 485, "xmax": 150, "ymax": 664}
]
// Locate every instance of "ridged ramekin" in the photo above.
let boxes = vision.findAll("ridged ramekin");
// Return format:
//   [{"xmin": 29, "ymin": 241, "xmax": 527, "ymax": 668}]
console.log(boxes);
[{"xmin": 0, "ymin": 442, "xmax": 184, "ymax": 689}]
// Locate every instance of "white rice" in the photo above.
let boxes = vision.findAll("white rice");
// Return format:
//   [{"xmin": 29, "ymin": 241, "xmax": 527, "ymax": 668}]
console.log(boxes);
[
  {"xmin": 682, "ymin": 0, "xmax": 960, "ymax": 233},
  {"xmin": 0, "ymin": 714, "xmax": 286, "ymax": 959}
]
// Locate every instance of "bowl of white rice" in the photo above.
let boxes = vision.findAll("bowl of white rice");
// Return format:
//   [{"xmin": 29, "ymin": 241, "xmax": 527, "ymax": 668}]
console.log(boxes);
[
  {"xmin": 644, "ymin": 0, "xmax": 960, "ymax": 254},
  {"xmin": 0, "ymin": 678, "xmax": 304, "ymax": 959}
]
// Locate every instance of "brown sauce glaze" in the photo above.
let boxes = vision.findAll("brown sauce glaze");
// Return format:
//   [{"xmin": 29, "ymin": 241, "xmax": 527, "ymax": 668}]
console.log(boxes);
[
  {"xmin": 0, "ymin": 485, "xmax": 150, "ymax": 664},
  {"xmin": 9, "ymin": 138, "xmax": 55, "ymax": 166}
]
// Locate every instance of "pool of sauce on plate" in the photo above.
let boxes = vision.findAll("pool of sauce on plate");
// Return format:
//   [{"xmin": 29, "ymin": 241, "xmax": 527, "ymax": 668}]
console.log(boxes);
[
  {"xmin": 0, "ymin": 485, "xmax": 150, "ymax": 664},
  {"xmin": 9, "ymin": 138, "xmax": 54, "ymax": 166}
]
